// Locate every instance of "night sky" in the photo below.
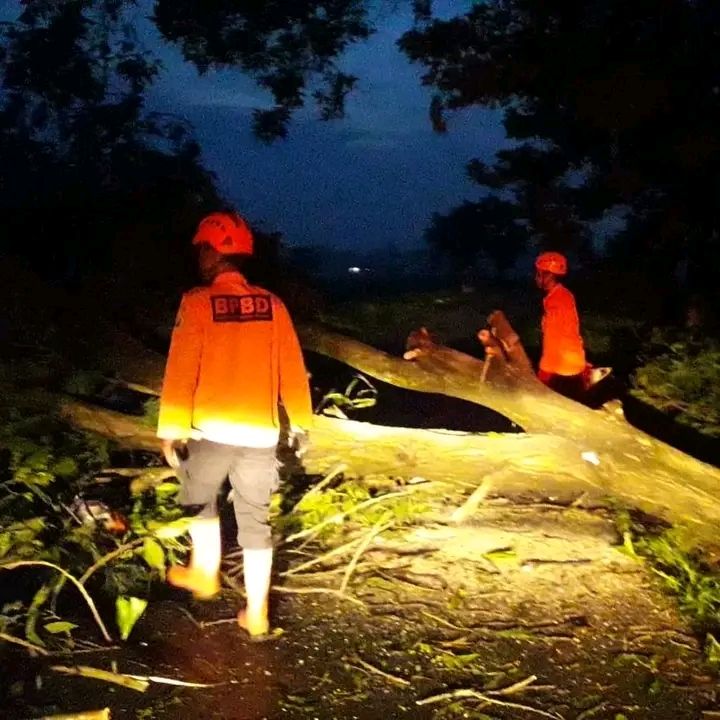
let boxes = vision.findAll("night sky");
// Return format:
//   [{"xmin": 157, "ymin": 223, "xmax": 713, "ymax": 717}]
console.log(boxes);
[
  {"xmin": 0, "ymin": 0, "xmax": 509, "ymax": 255},
  {"xmin": 145, "ymin": 0, "xmax": 509, "ymax": 254}
]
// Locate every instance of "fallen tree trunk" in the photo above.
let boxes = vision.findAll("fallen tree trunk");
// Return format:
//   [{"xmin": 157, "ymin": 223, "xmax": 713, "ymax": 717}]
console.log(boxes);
[
  {"xmin": 58, "ymin": 314, "xmax": 720, "ymax": 554},
  {"xmin": 300, "ymin": 319, "xmax": 720, "ymax": 549},
  {"xmin": 61, "ymin": 390, "xmax": 720, "ymax": 552},
  {"xmin": 60, "ymin": 398, "xmax": 608, "ymax": 521}
]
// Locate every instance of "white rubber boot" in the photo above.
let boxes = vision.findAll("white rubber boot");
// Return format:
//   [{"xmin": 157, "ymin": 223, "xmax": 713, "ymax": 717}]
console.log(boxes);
[
  {"xmin": 167, "ymin": 517, "xmax": 221, "ymax": 599},
  {"xmin": 237, "ymin": 547, "xmax": 273, "ymax": 638}
]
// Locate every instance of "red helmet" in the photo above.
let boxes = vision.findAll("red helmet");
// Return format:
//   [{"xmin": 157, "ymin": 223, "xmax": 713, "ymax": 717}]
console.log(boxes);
[
  {"xmin": 192, "ymin": 212, "xmax": 253, "ymax": 255},
  {"xmin": 535, "ymin": 251, "xmax": 567, "ymax": 275}
]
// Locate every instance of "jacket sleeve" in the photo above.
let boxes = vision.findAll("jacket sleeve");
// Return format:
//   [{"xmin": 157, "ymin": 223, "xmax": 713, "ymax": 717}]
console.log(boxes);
[
  {"xmin": 157, "ymin": 292, "xmax": 205, "ymax": 440},
  {"xmin": 275, "ymin": 300, "xmax": 313, "ymax": 431}
]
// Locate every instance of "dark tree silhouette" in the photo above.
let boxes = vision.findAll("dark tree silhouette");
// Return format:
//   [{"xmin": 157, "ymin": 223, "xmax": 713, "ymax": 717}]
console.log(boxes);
[
  {"xmin": 424, "ymin": 196, "xmax": 527, "ymax": 278},
  {"xmin": 152, "ymin": 0, "xmax": 372, "ymax": 142},
  {"xmin": 0, "ymin": 0, "xmax": 222, "ymax": 288},
  {"xmin": 400, "ymin": 0, "xmax": 720, "ymax": 302},
  {"xmin": 466, "ymin": 146, "xmax": 587, "ymax": 256}
]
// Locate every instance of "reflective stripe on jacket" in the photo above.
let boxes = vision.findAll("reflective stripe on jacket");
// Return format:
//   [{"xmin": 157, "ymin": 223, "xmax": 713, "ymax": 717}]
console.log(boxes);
[
  {"xmin": 539, "ymin": 283, "xmax": 586, "ymax": 376},
  {"xmin": 157, "ymin": 271, "xmax": 312, "ymax": 447}
]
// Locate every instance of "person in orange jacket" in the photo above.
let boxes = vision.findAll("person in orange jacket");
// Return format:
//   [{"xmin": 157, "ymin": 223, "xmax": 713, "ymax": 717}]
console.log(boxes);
[
  {"xmin": 157, "ymin": 211, "xmax": 313, "ymax": 639},
  {"xmin": 534, "ymin": 251, "xmax": 587, "ymax": 401}
]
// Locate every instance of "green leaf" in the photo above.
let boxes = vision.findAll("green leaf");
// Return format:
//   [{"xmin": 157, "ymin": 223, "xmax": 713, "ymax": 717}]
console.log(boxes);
[
  {"xmin": 25, "ymin": 449, "xmax": 52, "ymax": 471},
  {"xmin": 141, "ymin": 398, "xmax": 160, "ymax": 428},
  {"xmin": 44, "ymin": 620, "xmax": 78, "ymax": 634},
  {"xmin": 142, "ymin": 538, "xmax": 166, "ymax": 577},
  {"xmin": 116, "ymin": 596, "xmax": 148, "ymax": 641},
  {"xmin": 154, "ymin": 482, "xmax": 179, "ymax": 498},
  {"xmin": 51, "ymin": 457, "xmax": 79, "ymax": 478},
  {"xmin": 149, "ymin": 518, "xmax": 191, "ymax": 539},
  {"xmin": 705, "ymin": 633, "xmax": 720, "ymax": 669}
]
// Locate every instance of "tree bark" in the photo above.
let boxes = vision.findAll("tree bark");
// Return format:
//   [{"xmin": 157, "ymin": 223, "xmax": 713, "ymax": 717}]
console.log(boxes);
[{"xmin": 300, "ymin": 319, "xmax": 720, "ymax": 551}]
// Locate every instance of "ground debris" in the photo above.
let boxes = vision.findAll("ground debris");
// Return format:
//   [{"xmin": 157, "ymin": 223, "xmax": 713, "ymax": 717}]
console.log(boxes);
[{"xmin": 5, "ymin": 500, "xmax": 719, "ymax": 720}]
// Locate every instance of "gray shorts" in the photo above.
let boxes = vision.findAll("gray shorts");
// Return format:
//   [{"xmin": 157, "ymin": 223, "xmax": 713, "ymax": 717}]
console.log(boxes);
[{"xmin": 177, "ymin": 439, "xmax": 279, "ymax": 550}]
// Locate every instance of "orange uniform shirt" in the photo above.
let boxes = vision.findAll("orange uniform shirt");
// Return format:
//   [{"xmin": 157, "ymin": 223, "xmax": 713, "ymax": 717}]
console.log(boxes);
[
  {"xmin": 539, "ymin": 283, "xmax": 586, "ymax": 376},
  {"xmin": 157, "ymin": 271, "xmax": 313, "ymax": 447}
]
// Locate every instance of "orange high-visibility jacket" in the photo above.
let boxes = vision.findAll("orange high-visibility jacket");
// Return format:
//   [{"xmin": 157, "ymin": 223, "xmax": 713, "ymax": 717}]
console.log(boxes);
[
  {"xmin": 539, "ymin": 283, "xmax": 586, "ymax": 377},
  {"xmin": 157, "ymin": 271, "xmax": 313, "ymax": 447}
]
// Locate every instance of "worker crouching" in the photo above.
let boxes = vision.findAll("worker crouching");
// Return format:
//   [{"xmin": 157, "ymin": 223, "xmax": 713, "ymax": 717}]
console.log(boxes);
[{"xmin": 534, "ymin": 251, "xmax": 587, "ymax": 401}]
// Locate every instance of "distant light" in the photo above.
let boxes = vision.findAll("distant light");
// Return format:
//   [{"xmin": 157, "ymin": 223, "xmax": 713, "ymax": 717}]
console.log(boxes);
[{"xmin": 348, "ymin": 266, "xmax": 361, "ymax": 274}]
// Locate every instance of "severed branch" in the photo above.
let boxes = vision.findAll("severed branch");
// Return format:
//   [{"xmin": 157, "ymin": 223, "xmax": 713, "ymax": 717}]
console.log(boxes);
[
  {"xmin": 282, "ymin": 534, "xmax": 365, "ymax": 577},
  {"xmin": 270, "ymin": 585, "xmax": 366, "ymax": 607},
  {"xmin": 345, "ymin": 654, "xmax": 411, "ymax": 686},
  {"xmin": 416, "ymin": 682, "xmax": 562, "ymax": 720},
  {"xmin": 49, "ymin": 664, "xmax": 217, "ymax": 692},
  {"xmin": 339, "ymin": 516, "xmax": 393, "ymax": 595},
  {"xmin": 79, "ymin": 540, "xmax": 144, "ymax": 586},
  {"xmin": 50, "ymin": 665, "xmax": 149, "ymax": 692},
  {"xmin": 450, "ymin": 472, "xmax": 499, "ymax": 523},
  {"xmin": 37, "ymin": 710, "xmax": 111, "ymax": 720},
  {"xmin": 284, "ymin": 489, "xmax": 416, "ymax": 546},
  {"xmin": 1, "ymin": 561, "xmax": 111, "ymax": 642},
  {"xmin": 492, "ymin": 674, "xmax": 540, "ymax": 696},
  {"xmin": 290, "ymin": 463, "xmax": 348, "ymax": 513},
  {"xmin": 0, "ymin": 630, "xmax": 50, "ymax": 656}
]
